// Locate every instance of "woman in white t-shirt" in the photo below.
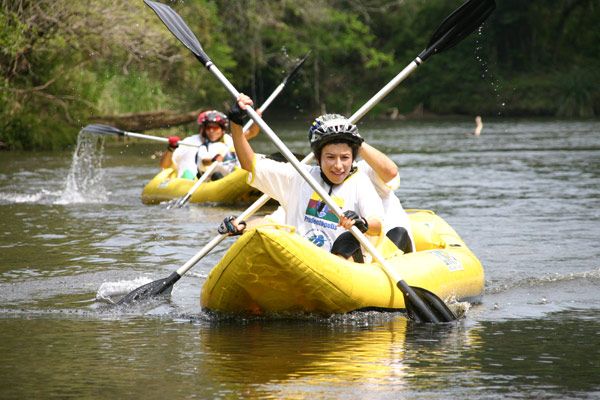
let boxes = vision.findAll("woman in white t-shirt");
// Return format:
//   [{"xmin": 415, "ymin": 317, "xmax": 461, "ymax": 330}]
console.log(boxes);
[
  {"xmin": 159, "ymin": 110, "xmax": 259, "ymax": 180},
  {"xmin": 221, "ymin": 142, "xmax": 416, "ymax": 254},
  {"xmin": 221, "ymin": 95, "xmax": 384, "ymax": 262}
]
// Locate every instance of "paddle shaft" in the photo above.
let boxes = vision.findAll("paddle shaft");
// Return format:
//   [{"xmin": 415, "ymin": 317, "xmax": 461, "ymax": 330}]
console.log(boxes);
[
  {"xmin": 207, "ymin": 63, "xmax": 441, "ymax": 322},
  {"xmin": 121, "ymin": 130, "xmax": 200, "ymax": 148},
  {"xmin": 241, "ymin": 79, "xmax": 283, "ymax": 132},
  {"xmin": 169, "ymin": 161, "xmax": 221, "ymax": 209},
  {"xmin": 351, "ymin": 61, "xmax": 419, "ymax": 123},
  {"xmin": 82, "ymin": 124, "xmax": 201, "ymax": 148},
  {"xmin": 173, "ymin": 192, "xmax": 269, "ymax": 277},
  {"xmin": 240, "ymin": 52, "xmax": 308, "ymax": 132},
  {"xmin": 237, "ymin": 77, "xmax": 284, "ymax": 135}
]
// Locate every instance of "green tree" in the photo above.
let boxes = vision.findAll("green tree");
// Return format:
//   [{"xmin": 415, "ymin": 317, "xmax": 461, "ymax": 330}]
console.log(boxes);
[
  {"xmin": 214, "ymin": 0, "xmax": 393, "ymax": 115},
  {"xmin": 0, "ymin": 0, "xmax": 235, "ymax": 149},
  {"xmin": 1, "ymin": 0, "xmax": 598, "ymax": 150}
]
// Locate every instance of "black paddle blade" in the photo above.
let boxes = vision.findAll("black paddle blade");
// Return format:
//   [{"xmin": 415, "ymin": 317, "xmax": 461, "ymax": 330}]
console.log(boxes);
[
  {"xmin": 283, "ymin": 51, "xmax": 310, "ymax": 85},
  {"xmin": 116, "ymin": 272, "xmax": 181, "ymax": 305},
  {"xmin": 144, "ymin": 0, "xmax": 211, "ymax": 66},
  {"xmin": 396, "ymin": 280, "xmax": 457, "ymax": 323},
  {"xmin": 82, "ymin": 124, "xmax": 125, "ymax": 137},
  {"xmin": 419, "ymin": 0, "xmax": 496, "ymax": 61},
  {"xmin": 405, "ymin": 286, "xmax": 457, "ymax": 323}
]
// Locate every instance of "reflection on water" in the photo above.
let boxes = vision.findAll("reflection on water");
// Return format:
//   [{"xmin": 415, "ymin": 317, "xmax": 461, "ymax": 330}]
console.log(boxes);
[
  {"xmin": 0, "ymin": 119, "xmax": 599, "ymax": 398},
  {"xmin": 467, "ymin": 310, "xmax": 600, "ymax": 395},
  {"xmin": 0, "ymin": 309, "xmax": 598, "ymax": 399}
]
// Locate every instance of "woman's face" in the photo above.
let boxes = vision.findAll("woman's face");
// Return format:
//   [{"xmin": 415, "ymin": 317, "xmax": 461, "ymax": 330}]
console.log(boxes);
[
  {"xmin": 204, "ymin": 122, "xmax": 223, "ymax": 142},
  {"xmin": 318, "ymin": 142, "xmax": 353, "ymax": 184}
]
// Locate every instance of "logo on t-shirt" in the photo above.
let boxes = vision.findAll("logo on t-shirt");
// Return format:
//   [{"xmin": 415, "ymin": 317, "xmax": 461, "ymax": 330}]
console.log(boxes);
[
  {"xmin": 305, "ymin": 192, "xmax": 343, "ymax": 223},
  {"xmin": 305, "ymin": 228, "xmax": 332, "ymax": 249}
]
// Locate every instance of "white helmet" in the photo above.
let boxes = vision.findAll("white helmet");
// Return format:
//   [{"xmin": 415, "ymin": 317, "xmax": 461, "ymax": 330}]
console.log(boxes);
[{"xmin": 308, "ymin": 114, "xmax": 363, "ymax": 154}]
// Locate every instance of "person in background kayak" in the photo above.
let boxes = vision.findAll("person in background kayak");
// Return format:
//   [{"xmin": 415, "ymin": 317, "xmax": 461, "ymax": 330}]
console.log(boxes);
[
  {"xmin": 224, "ymin": 94, "xmax": 384, "ymax": 263},
  {"xmin": 159, "ymin": 110, "xmax": 260, "ymax": 180}
]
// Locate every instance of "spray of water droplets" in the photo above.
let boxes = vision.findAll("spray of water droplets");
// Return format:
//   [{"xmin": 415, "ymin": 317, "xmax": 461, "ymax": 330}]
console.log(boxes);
[
  {"xmin": 57, "ymin": 129, "xmax": 109, "ymax": 204},
  {"xmin": 474, "ymin": 24, "xmax": 506, "ymax": 117}
]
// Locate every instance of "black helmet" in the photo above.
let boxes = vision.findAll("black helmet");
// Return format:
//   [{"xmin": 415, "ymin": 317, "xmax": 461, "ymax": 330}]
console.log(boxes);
[{"xmin": 308, "ymin": 114, "xmax": 363, "ymax": 154}]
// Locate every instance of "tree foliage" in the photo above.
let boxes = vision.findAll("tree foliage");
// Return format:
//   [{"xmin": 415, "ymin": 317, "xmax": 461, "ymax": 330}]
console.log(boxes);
[{"xmin": 0, "ymin": 0, "xmax": 598, "ymax": 150}]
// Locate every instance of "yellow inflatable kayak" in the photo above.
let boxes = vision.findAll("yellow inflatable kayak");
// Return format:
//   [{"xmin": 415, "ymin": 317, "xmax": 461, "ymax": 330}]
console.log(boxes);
[
  {"xmin": 141, "ymin": 167, "xmax": 261, "ymax": 205},
  {"xmin": 201, "ymin": 209, "xmax": 484, "ymax": 315}
]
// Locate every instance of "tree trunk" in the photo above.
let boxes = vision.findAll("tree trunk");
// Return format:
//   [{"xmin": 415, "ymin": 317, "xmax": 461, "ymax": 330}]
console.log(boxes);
[{"xmin": 89, "ymin": 108, "xmax": 203, "ymax": 132}]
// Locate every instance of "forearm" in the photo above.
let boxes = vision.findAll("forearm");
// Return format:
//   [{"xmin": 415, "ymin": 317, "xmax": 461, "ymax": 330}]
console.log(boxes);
[
  {"xmin": 244, "ymin": 122, "xmax": 260, "ymax": 140},
  {"xmin": 359, "ymin": 143, "xmax": 398, "ymax": 182},
  {"xmin": 231, "ymin": 122, "xmax": 255, "ymax": 172},
  {"xmin": 159, "ymin": 150, "xmax": 173, "ymax": 169}
]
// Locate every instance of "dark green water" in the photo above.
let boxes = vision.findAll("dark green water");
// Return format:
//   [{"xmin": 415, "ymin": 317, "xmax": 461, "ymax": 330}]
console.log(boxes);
[{"xmin": 1, "ymin": 119, "xmax": 599, "ymax": 399}]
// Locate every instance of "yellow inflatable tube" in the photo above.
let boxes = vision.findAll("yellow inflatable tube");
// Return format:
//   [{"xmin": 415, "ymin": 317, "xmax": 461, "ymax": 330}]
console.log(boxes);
[
  {"xmin": 141, "ymin": 167, "xmax": 261, "ymax": 205},
  {"xmin": 201, "ymin": 209, "xmax": 484, "ymax": 315}
]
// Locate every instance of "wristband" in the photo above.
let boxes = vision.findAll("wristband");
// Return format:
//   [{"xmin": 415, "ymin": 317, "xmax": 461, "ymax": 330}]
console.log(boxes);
[{"xmin": 227, "ymin": 102, "xmax": 248, "ymax": 126}]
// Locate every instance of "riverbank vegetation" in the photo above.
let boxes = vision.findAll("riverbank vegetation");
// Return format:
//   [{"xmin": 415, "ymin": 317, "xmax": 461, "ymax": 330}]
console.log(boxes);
[{"xmin": 1, "ymin": 0, "xmax": 598, "ymax": 149}]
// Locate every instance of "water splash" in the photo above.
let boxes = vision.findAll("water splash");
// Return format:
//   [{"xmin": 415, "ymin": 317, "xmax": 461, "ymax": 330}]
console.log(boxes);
[
  {"xmin": 57, "ymin": 130, "xmax": 108, "ymax": 204},
  {"xmin": 0, "ymin": 192, "xmax": 45, "ymax": 203},
  {"xmin": 96, "ymin": 277, "xmax": 153, "ymax": 304}
]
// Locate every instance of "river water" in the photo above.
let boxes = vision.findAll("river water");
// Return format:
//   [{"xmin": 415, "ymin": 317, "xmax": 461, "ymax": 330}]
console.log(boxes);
[{"xmin": 1, "ymin": 119, "xmax": 599, "ymax": 399}]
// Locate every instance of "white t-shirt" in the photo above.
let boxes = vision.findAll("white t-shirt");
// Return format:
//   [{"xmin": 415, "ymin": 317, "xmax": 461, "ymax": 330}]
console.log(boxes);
[
  {"xmin": 357, "ymin": 160, "xmax": 415, "ymax": 252},
  {"xmin": 196, "ymin": 135, "xmax": 236, "ymax": 172},
  {"xmin": 249, "ymin": 158, "xmax": 384, "ymax": 251},
  {"xmin": 172, "ymin": 135, "xmax": 201, "ymax": 179},
  {"xmin": 173, "ymin": 134, "xmax": 236, "ymax": 177}
]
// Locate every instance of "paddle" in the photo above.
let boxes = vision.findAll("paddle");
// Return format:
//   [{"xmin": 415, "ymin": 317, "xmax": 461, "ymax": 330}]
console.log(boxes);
[
  {"xmin": 243, "ymin": 51, "xmax": 309, "ymax": 128},
  {"xmin": 82, "ymin": 123, "xmax": 201, "ymax": 148},
  {"xmin": 119, "ymin": 0, "xmax": 494, "ymax": 321},
  {"xmin": 350, "ymin": 0, "xmax": 496, "ymax": 122}
]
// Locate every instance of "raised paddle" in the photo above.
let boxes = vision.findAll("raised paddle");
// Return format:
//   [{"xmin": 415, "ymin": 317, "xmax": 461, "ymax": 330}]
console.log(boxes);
[
  {"xmin": 82, "ymin": 123, "xmax": 201, "ymax": 148},
  {"xmin": 119, "ymin": 0, "xmax": 495, "ymax": 321},
  {"xmin": 244, "ymin": 51, "xmax": 309, "ymax": 126}
]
